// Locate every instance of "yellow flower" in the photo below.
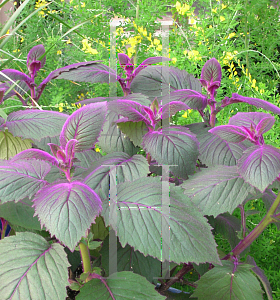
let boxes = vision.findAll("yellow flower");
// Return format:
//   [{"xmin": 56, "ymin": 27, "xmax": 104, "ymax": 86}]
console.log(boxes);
[
  {"xmin": 260, "ymin": 89, "xmax": 264, "ymax": 94},
  {"xmin": 172, "ymin": 57, "xmax": 177, "ymax": 64},
  {"xmin": 209, "ymin": 25, "xmax": 213, "ymax": 28},
  {"xmin": 228, "ymin": 32, "xmax": 235, "ymax": 38},
  {"xmin": 6, "ymin": 29, "xmax": 10, "ymax": 34},
  {"xmin": 95, "ymin": 147, "xmax": 100, "ymax": 152},
  {"xmin": 222, "ymin": 4, "xmax": 227, "ymax": 9},
  {"xmin": 13, "ymin": 49, "xmax": 20, "ymax": 52},
  {"xmin": 147, "ymin": 33, "xmax": 152, "ymax": 41},
  {"xmin": 81, "ymin": 2, "xmax": 85, "ymax": 7},
  {"xmin": 14, "ymin": 1, "xmax": 17, "ymax": 5},
  {"xmin": 188, "ymin": 49, "xmax": 201, "ymax": 61},
  {"xmin": 57, "ymin": 50, "xmax": 62, "ymax": 55},
  {"xmin": 182, "ymin": 111, "xmax": 188, "ymax": 118},
  {"xmin": 156, "ymin": 44, "xmax": 162, "ymax": 51},
  {"xmin": 153, "ymin": 38, "xmax": 160, "ymax": 46},
  {"xmin": 189, "ymin": 17, "xmax": 196, "ymax": 24},
  {"xmin": 212, "ymin": 8, "xmax": 217, "ymax": 13},
  {"xmin": 66, "ymin": 39, "xmax": 71, "ymax": 44},
  {"xmin": 220, "ymin": 16, "xmax": 225, "ymax": 22},
  {"xmin": 143, "ymin": 29, "xmax": 147, "ymax": 37},
  {"xmin": 59, "ymin": 107, "xmax": 63, "ymax": 112}
]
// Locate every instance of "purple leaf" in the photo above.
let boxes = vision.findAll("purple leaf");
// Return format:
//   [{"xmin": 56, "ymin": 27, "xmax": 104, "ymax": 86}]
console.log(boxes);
[
  {"xmin": 118, "ymin": 53, "xmax": 131, "ymax": 66},
  {"xmin": 76, "ymin": 93, "xmax": 151, "ymax": 107},
  {"xmin": 0, "ymin": 69, "xmax": 32, "ymax": 84},
  {"xmin": 182, "ymin": 166, "xmax": 256, "ymax": 217},
  {"xmin": 1, "ymin": 80, "xmax": 30, "ymax": 102},
  {"xmin": 200, "ymin": 58, "xmax": 222, "ymax": 95},
  {"xmin": 1, "ymin": 109, "xmax": 68, "ymax": 142},
  {"xmin": 256, "ymin": 117, "xmax": 275, "ymax": 136},
  {"xmin": 131, "ymin": 65, "xmax": 202, "ymax": 100},
  {"xmin": 209, "ymin": 125, "xmax": 250, "ymax": 143},
  {"xmin": 60, "ymin": 102, "xmax": 107, "ymax": 152},
  {"xmin": 11, "ymin": 149, "xmax": 59, "ymax": 167},
  {"xmin": 133, "ymin": 56, "xmax": 171, "ymax": 78},
  {"xmin": 142, "ymin": 126, "xmax": 199, "ymax": 179},
  {"xmin": 26, "ymin": 44, "xmax": 46, "ymax": 70},
  {"xmin": 36, "ymin": 61, "xmax": 107, "ymax": 98},
  {"xmin": 229, "ymin": 112, "xmax": 274, "ymax": 129},
  {"xmin": 161, "ymin": 101, "xmax": 191, "ymax": 119},
  {"xmin": 0, "ymin": 159, "xmax": 50, "ymax": 203},
  {"xmin": 108, "ymin": 100, "xmax": 151, "ymax": 125},
  {"xmin": 161, "ymin": 89, "xmax": 208, "ymax": 110},
  {"xmin": 33, "ymin": 181, "xmax": 102, "ymax": 251},
  {"xmin": 223, "ymin": 93, "xmax": 280, "ymax": 115},
  {"xmin": 238, "ymin": 145, "xmax": 280, "ymax": 192}
]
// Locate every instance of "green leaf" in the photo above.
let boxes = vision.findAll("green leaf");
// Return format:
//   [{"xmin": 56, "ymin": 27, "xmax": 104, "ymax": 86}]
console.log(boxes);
[
  {"xmin": 102, "ymin": 177, "xmax": 221, "ymax": 265},
  {"xmin": 0, "ymin": 232, "xmax": 70, "ymax": 299},
  {"xmin": 90, "ymin": 215, "xmax": 109, "ymax": 241},
  {"xmin": 0, "ymin": 197, "xmax": 41, "ymax": 230},
  {"xmin": 100, "ymin": 231, "xmax": 161, "ymax": 283},
  {"xmin": 98, "ymin": 110, "xmax": 139, "ymax": 156},
  {"xmin": 76, "ymin": 271, "xmax": 166, "ymax": 300},
  {"xmin": 117, "ymin": 121, "xmax": 148, "ymax": 147},
  {"xmin": 88, "ymin": 241, "xmax": 102, "ymax": 250},
  {"xmin": 0, "ymin": 130, "xmax": 32, "ymax": 159},
  {"xmin": 191, "ymin": 260, "xmax": 264, "ymax": 300}
]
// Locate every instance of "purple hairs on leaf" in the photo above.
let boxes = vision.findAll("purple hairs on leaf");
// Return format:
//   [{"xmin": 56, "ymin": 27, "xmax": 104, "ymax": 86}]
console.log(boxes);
[
  {"xmin": 200, "ymin": 58, "xmax": 222, "ymax": 97},
  {"xmin": 209, "ymin": 125, "xmax": 250, "ymax": 143},
  {"xmin": 118, "ymin": 53, "xmax": 131, "ymax": 66},
  {"xmin": 26, "ymin": 45, "xmax": 46, "ymax": 80}
]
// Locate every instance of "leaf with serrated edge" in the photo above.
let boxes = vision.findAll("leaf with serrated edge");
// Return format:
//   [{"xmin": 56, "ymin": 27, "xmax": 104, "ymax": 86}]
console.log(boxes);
[
  {"xmin": 33, "ymin": 181, "xmax": 102, "ymax": 251},
  {"xmin": 142, "ymin": 126, "xmax": 199, "ymax": 179},
  {"xmin": 191, "ymin": 260, "xmax": 263, "ymax": 299},
  {"xmin": 2, "ymin": 110, "xmax": 68, "ymax": 142},
  {"xmin": 237, "ymin": 145, "xmax": 280, "ymax": 192},
  {"xmin": 76, "ymin": 271, "xmax": 166, "ymax": 300},
  {"xmin": 209, "ymin": 125, "xmax": 249, "ymax": 143},
  {"xmin": 0, "ymin": 131, "xmax": 32, "ymax": 159},
  {"xmin": 182, "ymin": 166, "xmax": 256, "ymax": 217},
  {"xmin": 60, "ymin": 102, "xmax": 107, "ymax": 152},
  {"xmin": 0, "ymin": 232, "xmax": 70, "ymax": 300},
  {"xmin": 100, "ymin": 231, "xmax": 161, "ymax": 283},
  {"xmin": 0, "ymin": 159, "xmax": 50, "ymax": 203},
  {"xmin": 83, "ymin": 152, "xmax": 149, "ymax": 200},
  {"xmin": 102, "ymin": 177, "xmax": 221, "ymax": 265}
]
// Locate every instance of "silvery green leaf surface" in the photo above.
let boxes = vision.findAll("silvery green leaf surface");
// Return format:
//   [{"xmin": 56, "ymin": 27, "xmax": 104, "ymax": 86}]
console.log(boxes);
[
  {"xmin": 209, "ymin": 125, "xmax": 249, "ymax": 143},
  {"xmin": 102, "ymin": 177, "xmax": 221, "ymax": 265},
  {"xmin": 191, "ymin": 260, "xmax": 263, "ymax": 300},
  {"xmin": 142, "ymin": 126, "xmax": 199, "ymax": 179},
  {"xmin": 76, "ymin": 271, "xmax": 166, "ymax": 300},
  {"xmin": 0, "ymin": 159, "xmax": 50, "ymax": 203},
  {"xmin": 0, "ymin": 109, "xmax": 68, "ymax": 142},
  {"xmin": 0, "ymin": 130, "xmax": 32, "ymax": 159},
  {"xmin": 0, "ymin": 69, "xmax": 32, "ymax": 83},
  {"xmin": 60, "ymin": 102, "xmax": 107, "ymax": 152},
  {"xmin": 100, "ymin": 231, "xmax": 161, "ymax": 283},
  {"xmin": 33, "ymin": 181, "xmax": 102, "ymax": 251},
  {"xmin": 130, "ymin": 65, "xmax": 202, "ymax": 100},
  {"xmin": 237, "ymin": 145, "xmax": 280, "ymax": 192},
  {"xmin": 98, "ymin": 110, "xmax": 139, "ymax": 156},
  {"xmin": 73, "ymin": 150, "xmax": 102, "ymax": 177},
  {"xmin": 83, "ymin": 152, "xmax": 149, "ymax": 201},
  {"xmin": 182, "ymin": 166, "xmax": 256, "ymax": 217},
  {"xmin": 186, "ymin": 122, "xmax": 253, "ymax": 167},
  {"xmin": 0, "ymin": 232, "xmax": 70, "ymax": 300}
]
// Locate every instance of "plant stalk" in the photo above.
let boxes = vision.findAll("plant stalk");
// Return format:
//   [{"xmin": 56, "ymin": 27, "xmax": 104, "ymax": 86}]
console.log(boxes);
[
  {"xmin": 79, "ymin": 242, "xmax": 91, "ymax": 281},
  {"xmin": 223, "ymin": 190, "xmax": 280, "ymax": 260}
]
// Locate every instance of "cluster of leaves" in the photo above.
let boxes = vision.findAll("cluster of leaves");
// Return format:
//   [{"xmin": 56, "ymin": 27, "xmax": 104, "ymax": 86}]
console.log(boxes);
[{"xmin": 0, "ymin": 43, "xmax": 280, "ymax": 299}]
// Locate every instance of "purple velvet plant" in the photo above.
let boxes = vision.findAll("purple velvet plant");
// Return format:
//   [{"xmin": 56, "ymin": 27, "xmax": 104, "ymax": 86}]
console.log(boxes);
[{"xmin": 0, "ymin": 46, "xmax": 279, "ymax": 299}]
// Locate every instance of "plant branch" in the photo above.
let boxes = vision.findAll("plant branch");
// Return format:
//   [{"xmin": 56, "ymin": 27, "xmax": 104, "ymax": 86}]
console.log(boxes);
[
  {"xmin": 223, "ymin": 190, "xmax": 280, "ymax": 260},
  {"xmin": 157, "ymin": 263, "xmax": 193, "ymax": 293}
]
